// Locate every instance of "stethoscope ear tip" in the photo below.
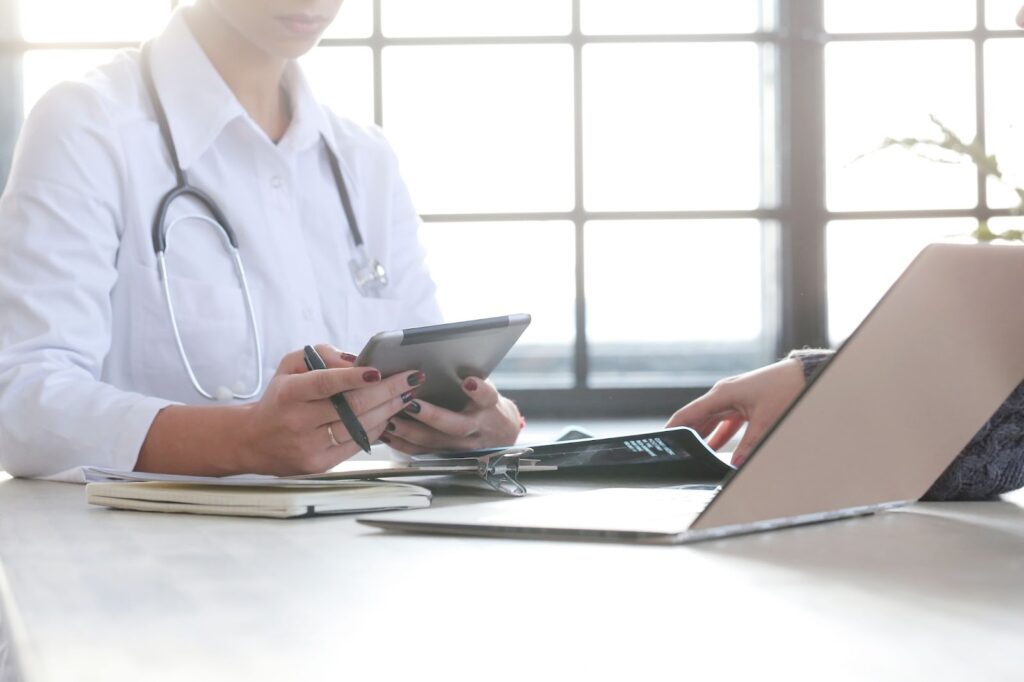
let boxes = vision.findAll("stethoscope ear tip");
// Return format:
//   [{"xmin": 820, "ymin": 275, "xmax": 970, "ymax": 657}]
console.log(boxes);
[{"xmin": 215, "ymin": 385, "xmax": 234, "ymax": 402}]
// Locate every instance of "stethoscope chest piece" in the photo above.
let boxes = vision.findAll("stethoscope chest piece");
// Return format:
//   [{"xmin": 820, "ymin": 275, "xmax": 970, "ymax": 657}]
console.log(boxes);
[{"xmin": 349, "ymin": 245, "xmax": 389, "ymax": 298}]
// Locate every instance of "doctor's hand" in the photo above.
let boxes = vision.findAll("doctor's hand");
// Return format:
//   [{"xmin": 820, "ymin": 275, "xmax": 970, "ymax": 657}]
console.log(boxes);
[
  {"xmin": 381, "ymin": 377, "xmax": 523, "ymax": 454},
  {"xmin": 665, "ymin": 359, "xmax": 805, "ymax": 467},
  {"xmin": 240, "ymin": 345, "xmax": 421, "ymax": 475}
]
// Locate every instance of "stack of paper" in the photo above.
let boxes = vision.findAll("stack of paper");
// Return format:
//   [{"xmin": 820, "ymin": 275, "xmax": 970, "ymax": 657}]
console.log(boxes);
[{"xmin": 85, "ymin": 468, "xmax": 431, "ymax": 519}]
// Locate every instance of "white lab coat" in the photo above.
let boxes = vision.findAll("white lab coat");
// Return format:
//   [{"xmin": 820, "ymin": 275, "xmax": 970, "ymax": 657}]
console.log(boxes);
[{"xmin": 0, "ymin": 12, "xmax": 441, "ymax": 479}]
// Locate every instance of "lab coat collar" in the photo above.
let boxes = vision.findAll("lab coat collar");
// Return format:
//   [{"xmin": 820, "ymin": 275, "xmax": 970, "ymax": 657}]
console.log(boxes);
[
  {"xmin": 146, "ymin": 9, "xmax": 341, "ymax": 169},
  {"xmin": 278, "ymin": 60, "xmax": 342, "ymax": 160},
  {"xmin": 146, "ymin": 10, "xmax": 247, "ymax": 171}
]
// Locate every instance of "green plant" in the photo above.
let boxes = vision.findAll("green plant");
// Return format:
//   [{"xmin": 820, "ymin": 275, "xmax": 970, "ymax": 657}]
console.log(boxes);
[{"xmin": 872, "ymin": 115, "xmax": 1024, "ymax": 243}]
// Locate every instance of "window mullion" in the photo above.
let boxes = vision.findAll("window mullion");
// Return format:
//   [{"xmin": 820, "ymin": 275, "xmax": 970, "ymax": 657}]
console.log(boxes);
[
  {"xmin": 974, "ymin": 0, "xmax": 988, "ymax": 214},
  {"xmin": 0, "ymin": 0, "xmax": 22, "ymax": 189},
  {"xmin": 571, "ymin": 0, "xmax": 588, "ymax": 389},
  {"xmin": 372, "ymin": 0, "xmax": 383, "ymax": 127},
  {"xmin": 777, "ymin": 0, "xmax": 828, "ymax": 354}
]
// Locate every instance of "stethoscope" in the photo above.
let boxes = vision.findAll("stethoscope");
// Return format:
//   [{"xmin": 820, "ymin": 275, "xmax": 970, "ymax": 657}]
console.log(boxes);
[{"xmin": 139, "ymin": 44, "xmax": 388, "ymax": 401}]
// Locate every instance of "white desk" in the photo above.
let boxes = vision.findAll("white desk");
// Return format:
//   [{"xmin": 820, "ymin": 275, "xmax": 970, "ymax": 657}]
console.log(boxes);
[{"xmin": 1, "ymin": 429, "xmax": 1023, "ymax": 681}]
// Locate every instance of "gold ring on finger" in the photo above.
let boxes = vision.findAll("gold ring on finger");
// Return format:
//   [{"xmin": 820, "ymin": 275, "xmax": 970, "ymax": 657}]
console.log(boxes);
[{"xmin": 327, "ymin": 423, "xmax": 342, "ymax": 448}]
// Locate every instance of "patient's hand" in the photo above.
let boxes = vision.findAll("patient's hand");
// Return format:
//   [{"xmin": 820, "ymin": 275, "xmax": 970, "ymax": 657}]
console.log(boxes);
[{"xmin": 666, "ymin": 359, "xmax": 805, "ymax": 467}]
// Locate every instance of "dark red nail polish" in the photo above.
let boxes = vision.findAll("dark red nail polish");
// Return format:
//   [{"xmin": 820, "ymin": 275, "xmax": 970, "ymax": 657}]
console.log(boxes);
[
  {"xmin": 463, "ymin": 378, "xmax": 478, "ymax": 392},
  {"xmin": 386, "ymin": 421, "xmax": 396, "ymax": 432},
  {"xmin": 401, "ymin": 391, "xmax": 414, "ymax": 403},
  {"xmin": 408, "ymin": 371, "xmax": 425, "ymax": 387},
  {"xmin": 405, "ymin": 400, "xmax": 421, "ymax": 414},
  {"xmin": 340, "ymin": 352, "xmax": 358, "ymax": 362},
  {"xmin": 379, "ymin": 433, "xmax": 391, "ymax": 444},
  {"xmin": 363, "ymin": 370, "xmax": 381, "ymax": 382}
]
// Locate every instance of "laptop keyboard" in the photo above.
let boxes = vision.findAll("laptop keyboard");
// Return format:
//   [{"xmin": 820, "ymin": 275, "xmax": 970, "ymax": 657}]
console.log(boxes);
[
  {"xmin": 363, "ymin": 486, "xmax": 722, "ymax": 538},
  {"xmin": 666, "ymin": 484, "xmax": 720, "ymax": 511},
  {"xmin": 475, "ymin": 487, "xmax": 719, "ymax": 532}
]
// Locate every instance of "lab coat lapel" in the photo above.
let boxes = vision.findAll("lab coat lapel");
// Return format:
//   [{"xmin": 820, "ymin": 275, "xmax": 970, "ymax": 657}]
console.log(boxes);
[{"xmin": 145, "ymin": 9, "xmax": 246, "ymax": 171}]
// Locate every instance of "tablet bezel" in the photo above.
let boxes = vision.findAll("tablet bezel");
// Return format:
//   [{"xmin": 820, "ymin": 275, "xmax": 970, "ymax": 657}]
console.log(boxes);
[{"xmin": 355, "ymin": 314, "xmax": 531, "ymax": 411}]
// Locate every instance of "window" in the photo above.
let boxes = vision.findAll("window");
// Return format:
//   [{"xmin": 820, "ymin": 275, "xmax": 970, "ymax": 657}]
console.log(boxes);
[
  {"xmin": 822, "ymin": 0, "xmax": 1023, "ymax": 348},
  {"xmin": 1, "ymin": 1, "xmax": 1022, "ymax": 416}
]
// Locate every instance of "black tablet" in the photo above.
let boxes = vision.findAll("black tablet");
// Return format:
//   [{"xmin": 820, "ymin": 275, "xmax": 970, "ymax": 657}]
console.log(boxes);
[{"xmin": 355, "ymin": 314, "xmax": 531, "ymax": 411}]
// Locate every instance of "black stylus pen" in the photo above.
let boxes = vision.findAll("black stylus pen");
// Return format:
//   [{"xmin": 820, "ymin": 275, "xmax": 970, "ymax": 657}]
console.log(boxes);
[{"xmin": 303, "ymin": 345, "xmax": 372, "ymax": 454}]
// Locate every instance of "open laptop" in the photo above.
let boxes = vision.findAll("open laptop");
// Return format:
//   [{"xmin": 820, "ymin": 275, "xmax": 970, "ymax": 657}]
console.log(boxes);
[{"xmin": 360, "ymin": 244, "xmax": 1024, "ymax": 544}]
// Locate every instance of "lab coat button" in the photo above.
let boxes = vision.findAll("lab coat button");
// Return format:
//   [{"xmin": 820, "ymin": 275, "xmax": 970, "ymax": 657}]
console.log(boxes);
[{"xmin": 270, "ymin": 176, "xmax": 283, "ymax": 189}]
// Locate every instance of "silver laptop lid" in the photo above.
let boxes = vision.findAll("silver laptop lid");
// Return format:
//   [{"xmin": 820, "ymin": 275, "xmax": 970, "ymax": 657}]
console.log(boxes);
[{"xmin": 691, "ymin": 243, "xmax": 1024, "ymax": 532}]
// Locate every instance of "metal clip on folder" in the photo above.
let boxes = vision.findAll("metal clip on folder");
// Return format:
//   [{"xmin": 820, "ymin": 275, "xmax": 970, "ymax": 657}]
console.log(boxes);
[{"xmin": 409, "ymin": 447, "xmax": 536, "ymax": 497}]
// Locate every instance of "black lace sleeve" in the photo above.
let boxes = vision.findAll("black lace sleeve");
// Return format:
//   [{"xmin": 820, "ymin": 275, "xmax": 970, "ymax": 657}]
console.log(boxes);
[
  {"xmin": 922, "ymin": 381, "xmax": 1024, "ymax": 501},
  {"xmin": 786, "ymin": 348, "xmax": 834, "ymax": 382}
]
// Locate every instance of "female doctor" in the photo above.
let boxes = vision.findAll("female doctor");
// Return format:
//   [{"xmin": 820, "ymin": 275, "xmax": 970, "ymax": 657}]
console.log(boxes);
[{"xmin": 0, "ymin": 0, "xmax": 522, "ymax": 478}]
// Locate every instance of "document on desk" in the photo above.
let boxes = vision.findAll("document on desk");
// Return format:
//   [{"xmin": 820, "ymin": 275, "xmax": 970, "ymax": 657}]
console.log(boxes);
[
  {"xmin": 81, "ymin": 463, "xmax": 422, "ymax": 488},
  {"xmin": 82, "ymin": 448, "xmax": 548, "ymax": 518},
  {"xmin": 82, "ymin": 455, "xmax": 549, "ymax": 487}
]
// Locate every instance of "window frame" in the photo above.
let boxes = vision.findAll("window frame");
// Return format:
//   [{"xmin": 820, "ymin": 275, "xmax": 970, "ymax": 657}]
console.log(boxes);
[
  {"xmin": 0, "ymin": 0, "xmax": 20, "ymax": 184},
  {"xmin": 0, "ymin": 0, "xmax": 1020, "ymax": 418}
]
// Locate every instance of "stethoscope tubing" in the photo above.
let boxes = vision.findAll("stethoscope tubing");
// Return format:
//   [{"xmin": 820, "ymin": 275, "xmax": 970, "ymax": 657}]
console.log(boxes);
[
  {"xmin": 139, "ymin": 41, "xmax": 387, "ymax": 401},
  {"xmin": 156, "ymin": 214, "xmax": 264, "ymax": 401}
]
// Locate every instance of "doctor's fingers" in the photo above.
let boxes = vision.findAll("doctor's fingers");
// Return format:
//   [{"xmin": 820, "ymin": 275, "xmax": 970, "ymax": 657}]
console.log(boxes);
[
  {"xmin": 337, "ymin": 370, "xmax": 425, "ymax": 416},
  {"xmin": 459, "ymin": 377, "xmax": 500, "ymax": 409},
  {"xmin": 384, "ymin": 417, "xmax": 476, "ymax": 453},
  {"xmin": 305, "ymin": 387, "xmax": 417, "ymax": 440},
  {"xmin": 283, "ymin": 365, "xmax": 385, "ymax": 403},
  {"xmin": 378, "ymin": 431, "xmax": 432, "ymax": 456},
  {"xmin": 397, "ymin": 398, "xmax": 482, "ymax": 441},
  {"xmin": 286, "ymin": 375, "xmax": 417, "ymax": 432},
  {"xmin": 275, "ymin": 344, "xmax": 358, "ymax": 377},
  {"xmin": 288, "ymin": 408, "xmax": 396, "ymax": 469},
  {"xmin": 298, "ymin": 417, "xmax": 391, "ymax": 464}
]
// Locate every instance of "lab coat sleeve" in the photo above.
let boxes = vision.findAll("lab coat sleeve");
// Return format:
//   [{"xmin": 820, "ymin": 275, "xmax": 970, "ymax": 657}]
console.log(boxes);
[{"xmin": 0, "ymin": 83, "xmax": 174, "ymax": 478}]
